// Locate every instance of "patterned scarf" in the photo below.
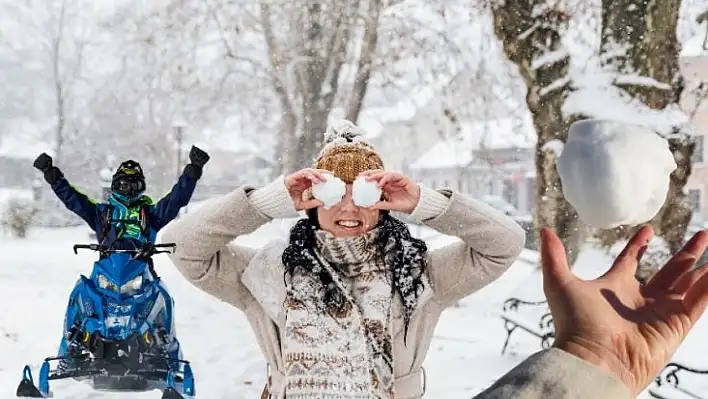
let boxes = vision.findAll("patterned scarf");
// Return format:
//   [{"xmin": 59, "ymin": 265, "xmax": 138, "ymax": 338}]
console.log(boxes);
[{"xmin": 281, "ymin": 213, "xmax": 428, "ymax": 398}]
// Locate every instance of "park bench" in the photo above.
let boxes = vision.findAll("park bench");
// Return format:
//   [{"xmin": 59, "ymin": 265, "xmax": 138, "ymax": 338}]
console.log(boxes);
[
  {"xmin": 649, "ymin": 362, "xmax": 708, "ymax": 399},
  {"xmin": 500, "ymin": 297, "xmax": 555, "ymax": 354}
]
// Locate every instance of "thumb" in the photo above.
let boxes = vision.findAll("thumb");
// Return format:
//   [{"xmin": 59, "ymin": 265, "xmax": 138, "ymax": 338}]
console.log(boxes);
[
  {"xmin": 601, "ymin": 225, "xmax": 653, "ymax": 280},
  {"xmin": 371, "ymin": 200, "xmax": 395, "ymax": 210},
  {"xmin": 301, "ymin": 199, "xmax": 324, "ymax": 210},
  {"xmin": 540, "ymin": 228, "xmax": 575, "ymax": 290}
]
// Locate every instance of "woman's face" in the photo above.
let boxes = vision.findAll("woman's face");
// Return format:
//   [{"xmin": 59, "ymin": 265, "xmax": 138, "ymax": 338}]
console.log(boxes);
[{"xmin": 317, "ymin": 184, "xmax": 380, "ymax": 237}]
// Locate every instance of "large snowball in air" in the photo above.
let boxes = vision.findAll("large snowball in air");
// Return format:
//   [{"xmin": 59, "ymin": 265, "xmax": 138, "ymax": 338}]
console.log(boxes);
[{"xmin": 556, "ymin": 119, "xmax": 676, "ymax": 229}]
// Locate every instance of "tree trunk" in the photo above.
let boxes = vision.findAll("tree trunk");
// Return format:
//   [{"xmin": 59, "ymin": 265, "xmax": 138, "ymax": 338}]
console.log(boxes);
[
  {"xmin": 345, "ymin": 0, "xmax": 381, "ymax": 122},
  {"xmin": 52, "ymin": 0, "xmax": 68, "ymax": 165},
  {"xmin": 261, "ymin": 0, "xmax": 382, "ymax": 175},
  {"xmin": 596, "ymin": 0, "xmax": 692, "ymax": 252},
  {"xmin": 491, "ymin": 1, "xmax": 582, "ymax": 263}
]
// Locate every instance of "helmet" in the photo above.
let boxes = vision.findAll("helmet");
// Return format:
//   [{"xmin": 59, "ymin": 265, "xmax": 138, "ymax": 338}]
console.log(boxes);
[{"xmin": 111, "ymin": 160, "xmax": 145, "ymax": 201}]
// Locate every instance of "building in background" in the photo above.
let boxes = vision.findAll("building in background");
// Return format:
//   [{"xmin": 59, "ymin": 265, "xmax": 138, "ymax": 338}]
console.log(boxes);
[
  {"xmin": 408, "ymin": 116, "xmax": 535, "ymax": 216},
  {"xmin": 189, "ymin": 145, "xmax": 273, "ymax": 202},
  {"xmin": 682, "ymin": 34, "xmax": 708, "ymax": 218},
  {"xmin": 355, "ymin": 69, "xmax": 535, "ymax": 217}
]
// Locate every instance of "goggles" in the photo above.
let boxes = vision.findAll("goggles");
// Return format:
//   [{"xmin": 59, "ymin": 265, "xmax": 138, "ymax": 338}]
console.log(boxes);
[{"xmin": 111, "ymin": 176, "xmax": 145, "ymax": 197}]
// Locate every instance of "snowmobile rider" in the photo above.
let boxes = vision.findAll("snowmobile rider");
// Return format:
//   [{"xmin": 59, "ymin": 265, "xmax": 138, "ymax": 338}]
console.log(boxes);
[{"xmin": 32, "ymin": 146, "xmax": 210, "ymax": 277}]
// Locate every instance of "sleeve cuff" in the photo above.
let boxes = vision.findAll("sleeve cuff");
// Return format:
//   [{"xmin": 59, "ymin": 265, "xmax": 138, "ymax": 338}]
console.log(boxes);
[
  {"xmin": 476, "ymin": 348, "xmax": 631, "ymax": 399},
  {"xmin": 247, "ymin": 177, "xmax": 300, "ymax": 219},
  {"xmin": 408, "ymin": 184, "xmax": 451, "ymax": 222}
]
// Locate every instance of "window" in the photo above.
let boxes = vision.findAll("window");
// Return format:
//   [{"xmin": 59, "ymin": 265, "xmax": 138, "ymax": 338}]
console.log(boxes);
[
  {"xmin": 527, "ymin": 177, "xmax": 535, "ymax": 211},
  {"xmin": 688, "ymin": 189, "xmax": 701, "ymax": 213},
  {"xmin": 502, "ymin": 179, "xmax": 515, "ymax": 204},
  {"xmin": 692, "ymin": 135, "xmax": 704, "ymax": 163}
]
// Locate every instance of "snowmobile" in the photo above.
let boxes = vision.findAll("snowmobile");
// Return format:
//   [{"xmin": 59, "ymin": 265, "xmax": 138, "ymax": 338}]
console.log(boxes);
[{"xmin": 16, "ymin": 242, "xmax": 195, "ymax": 399}]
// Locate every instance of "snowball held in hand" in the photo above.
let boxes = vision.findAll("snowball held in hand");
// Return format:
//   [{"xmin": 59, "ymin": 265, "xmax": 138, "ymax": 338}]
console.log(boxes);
[
  {"xmin": 352, "ymin": 176, "xmax": 382, "ymax": 207},
  {"xmin": 556, "ymin": 119, "xmax": 676, "ymax": 229},
  {"xmin": 311, "ymin": 173, "xmax": 346, "ymax": 209}
]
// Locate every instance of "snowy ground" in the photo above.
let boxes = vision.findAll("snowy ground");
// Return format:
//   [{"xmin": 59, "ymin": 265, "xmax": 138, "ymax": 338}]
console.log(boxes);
[{"xmin": 1, "ymin": 223, "xmax": 707, "ymax": 398}]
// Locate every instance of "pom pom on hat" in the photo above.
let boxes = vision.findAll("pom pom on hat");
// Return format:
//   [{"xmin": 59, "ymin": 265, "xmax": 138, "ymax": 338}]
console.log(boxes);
[{"xmin": 319, "ymin": 119, "xmax": 371, "ymax": 156}]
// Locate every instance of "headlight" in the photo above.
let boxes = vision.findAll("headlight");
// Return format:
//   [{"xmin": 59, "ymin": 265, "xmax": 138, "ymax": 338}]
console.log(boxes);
[
  {"xmin": 98, "ymin": 274, "xmax": 118, "ymax": 292},
  {"xmin": 120, "ymin": 275, "xmax": 143, "ymax": 294}
]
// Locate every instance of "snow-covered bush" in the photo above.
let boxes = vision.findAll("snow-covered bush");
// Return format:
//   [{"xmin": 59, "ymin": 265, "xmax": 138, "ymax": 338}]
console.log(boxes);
[{"xmin": 1, "ymin": 197, "xmax": 39, "ymax": 238}]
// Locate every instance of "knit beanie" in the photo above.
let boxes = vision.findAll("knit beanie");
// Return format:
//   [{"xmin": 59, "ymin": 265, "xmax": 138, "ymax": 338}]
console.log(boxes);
[
  {"xmin": 314, "ymin": 119, "xmax": 384, "ymax": 183},
  {"xmin": 303, "ymin": 119, "xmax": 385, "ymax": 200}
]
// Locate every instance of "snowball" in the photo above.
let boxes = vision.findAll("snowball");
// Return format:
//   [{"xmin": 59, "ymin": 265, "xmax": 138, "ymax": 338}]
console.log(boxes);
[
  {"xmin": 556, "ymin": 119, "xmax": 676, "ymax": 229},
  {"xmin": 352, "ymin": 176, "xmax": 382, "ymax": 208},
  {"xmin": 311, "ymin": 173, "xmax": 346, "ymax": 209}
]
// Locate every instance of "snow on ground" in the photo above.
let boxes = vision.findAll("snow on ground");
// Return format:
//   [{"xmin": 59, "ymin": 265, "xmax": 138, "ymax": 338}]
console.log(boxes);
[
  {"xmin": 1, "ymin": 224, "xmax": 707, "ymax": 398},
  {"xmin": 0, "ymin": 188, "xmax": 33, "ymax": 205}
]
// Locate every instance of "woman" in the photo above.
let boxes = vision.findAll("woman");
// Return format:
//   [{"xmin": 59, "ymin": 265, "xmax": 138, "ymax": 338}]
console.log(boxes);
[{"xmin": 161, "ymin": 120, "xmax": 525, "ymax": 398}]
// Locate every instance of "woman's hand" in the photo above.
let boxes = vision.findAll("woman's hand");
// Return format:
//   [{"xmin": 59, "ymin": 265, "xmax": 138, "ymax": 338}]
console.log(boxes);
[
  {"xmin": 284, "ymin": 168, "xmax": 326, "ymax": 211},
  {"xmin": 359, "ymin": 170, "xmax": 421, "ymax": 214}
]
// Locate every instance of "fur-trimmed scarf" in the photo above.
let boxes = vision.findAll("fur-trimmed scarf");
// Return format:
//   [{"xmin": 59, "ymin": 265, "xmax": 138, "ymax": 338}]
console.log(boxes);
[{"xmin": 280, "ymin": 213, "xmax": 428, "ymax": 398}]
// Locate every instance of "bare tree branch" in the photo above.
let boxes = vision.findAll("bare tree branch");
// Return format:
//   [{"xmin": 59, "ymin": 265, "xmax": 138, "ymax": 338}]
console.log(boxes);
[{"xmin": 346, "ymin": 0, "xmax": 382, "ymax": 121}]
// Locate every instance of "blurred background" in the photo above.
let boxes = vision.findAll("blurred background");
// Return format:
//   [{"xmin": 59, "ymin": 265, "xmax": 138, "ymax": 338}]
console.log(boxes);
[{"xmin": 0, "ymin": 0, "xmax": 706, "ymax": 258}]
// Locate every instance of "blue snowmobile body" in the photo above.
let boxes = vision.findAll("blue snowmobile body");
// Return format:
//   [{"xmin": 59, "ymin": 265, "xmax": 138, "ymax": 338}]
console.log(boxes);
[{"xmin": 16, "ymin": 243, "xmax": 195, "ymax": 399}]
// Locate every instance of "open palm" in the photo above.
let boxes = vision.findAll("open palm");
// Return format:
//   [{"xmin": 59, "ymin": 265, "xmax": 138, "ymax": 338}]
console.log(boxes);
[{"xmin": 541, "ymin": 226, "xmax": 708, "ymax": 396}]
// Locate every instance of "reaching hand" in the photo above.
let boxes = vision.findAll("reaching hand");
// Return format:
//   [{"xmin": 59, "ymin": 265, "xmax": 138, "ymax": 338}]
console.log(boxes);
[
  {"xmin": 33, "ymin": 153, "xmax": 53, "ymax": 172},
  {"xmin": 359, "ymin": 170, "xmax": 420, "ymax": 214},
  {"xmin": 188, "ymin": 145, "xmax": 210, "ymax": 167},
  {"xmin": 284, "ymin": 168, "xmax": 326, "ymax": 211},
  {"xmin": 541, "ymin": 226, "xmax": 708, "ymax": 396}
]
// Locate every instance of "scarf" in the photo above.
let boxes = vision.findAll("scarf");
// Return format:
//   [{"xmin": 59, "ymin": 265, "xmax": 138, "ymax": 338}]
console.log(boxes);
[{"xmin": 281, "ymin": 214, "xmax": 428, "ymax": 398}]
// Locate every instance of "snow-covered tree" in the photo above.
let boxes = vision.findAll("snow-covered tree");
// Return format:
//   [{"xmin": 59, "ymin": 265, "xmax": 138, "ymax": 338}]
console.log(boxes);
[
  {"xmin": 257, "ymin": 0, "xmax": 382, "ymax": 172},
  {"xmin": 590, "ymin": 0, "xmax": 692, "ymax": 252},
  {"xmin": 490, "ymin": 0, "xmax": 583, "ymax": 262},
  {"xmin": 255, "ymin": 0, "xmax": 466, "ymax": 173},
  {"xmin": 1, "ymin": 0, "xmax": 97, "ymax": 166},
  {"xmin": 109, "ymin": 0, "xmax": 468, "ymax": 175},
  {"xmin": 490, "ymin": 0, "xmax": 705, "ymax": 258}
]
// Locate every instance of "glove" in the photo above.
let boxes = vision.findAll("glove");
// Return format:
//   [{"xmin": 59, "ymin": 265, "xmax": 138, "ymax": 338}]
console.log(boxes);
[
  {"xmin": 188, "ymin": 145, "xmax": 210, "ymax": 168},
  {"xmin": 183, "ymin": 163, "xmax": 202, "ymax": 180},
  {"xmin": 34, "ymin": 153, "xmax": 63, "ymax": 185},
  {"xmin": 33, "ymin": 153, "xmax": 53, "ymax": 172}
]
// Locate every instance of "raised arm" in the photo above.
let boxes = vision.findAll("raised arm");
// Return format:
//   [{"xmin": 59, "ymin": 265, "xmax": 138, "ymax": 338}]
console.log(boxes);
[
  {"xmin": 150, "ymin": 145, "xmax": 210, "ymax": 229},
  {"xmin": 408, "ymin": 185, "xmax": 525, "ymax": 306},
  {"xmin": 33, "ymin": 153, "xmax": 100, "ymax": 227},
  {"xmin": 150, "ymin": 174, "xmax": 197, "ymax": 229},
  {"xmin": 160, "ymin": 177, "xmax": 300, "ymax": 310}
]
